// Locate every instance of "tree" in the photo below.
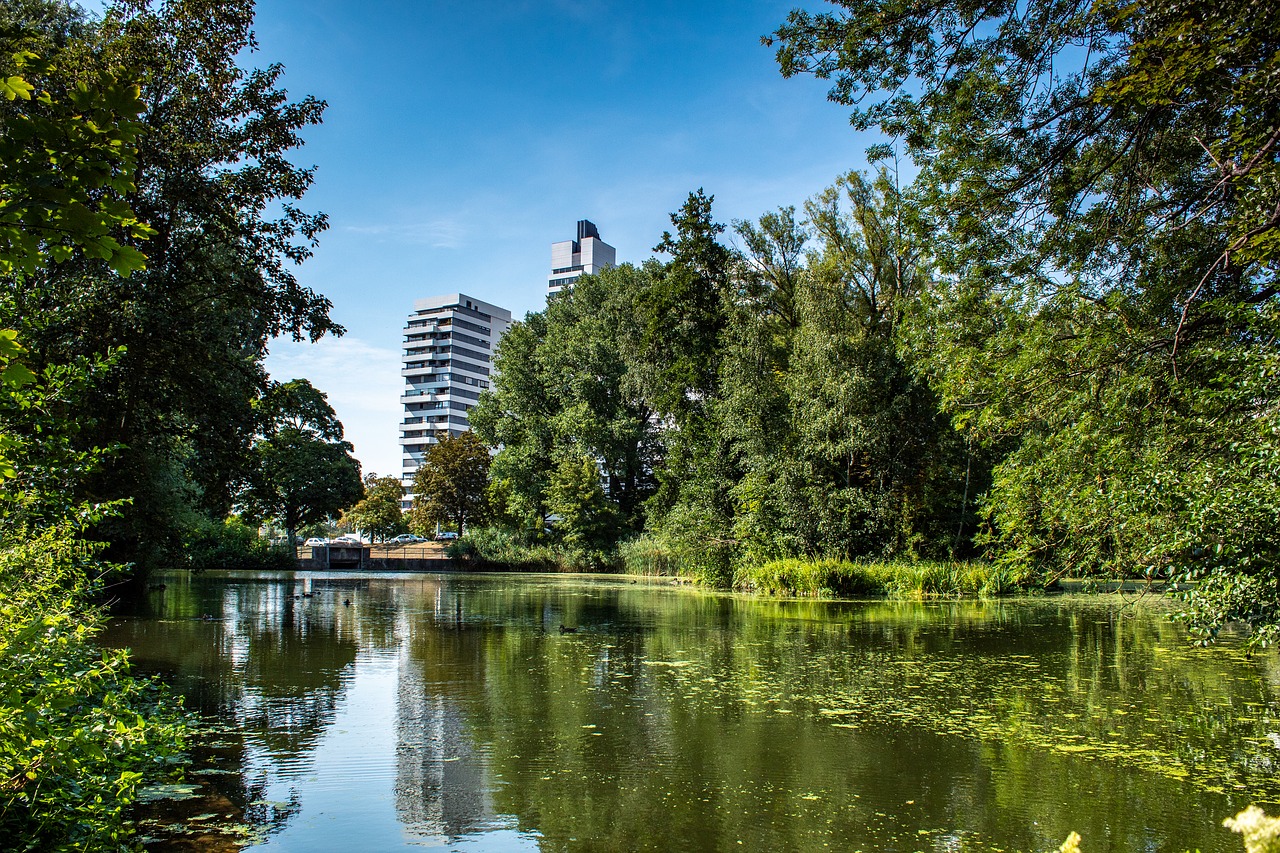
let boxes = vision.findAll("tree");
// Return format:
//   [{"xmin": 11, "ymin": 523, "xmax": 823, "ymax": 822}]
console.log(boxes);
[
  {"xmin": 635, "ymin": 188, "xmax": 733, "ymax": 420},
  {"xmin": 238, "ymin": 380, "xmax": 362, "ymax": 547},
  {"xmin": 0, "ymin": 28, "xmax": 185, "ymax": 847},
  {"xmin": 723, "ymin": 172, "xmax": 978, "ymax": 563},
  {"xmin": 769, "ymin": 0, "xmax": 1280, "ymax": 640},
  {"xmin": 0, "ymin": 50, "xmax": 151, "ymax": 280},
  {"xmin": 1, "ymin": 0, "xmax": 338, "ymax": 572},
  {"xmin": 409, "ymin": 432, "xmax": 490, "ymax": 535},
  {"xmin": 471, "ymin": 266, "xmax": 662, "ymax": 536},
  {"xmin": 342, "ymin": 474, "xmax": 407, "ymax": 542},
  {"xmin": 470, "ymin": 313, "xmax": 557, "ymax": 532},
  {"xmin": 546, "ymin": 454, "xmax": 617, "ymax": 559}
]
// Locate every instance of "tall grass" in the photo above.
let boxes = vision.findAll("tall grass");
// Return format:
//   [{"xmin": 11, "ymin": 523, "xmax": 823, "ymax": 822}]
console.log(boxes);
[
  {"xmin": 449, "ymin": 527, "xmax": 559, "ymax": 570},
  {"xmin": 617, "ymin": 534, "xmax": 734, "ymax": 585},
  {"xmin": 461, "ymin": 529, "xmax": 1030, "ymax": 597},
  {"xmin": 617, "ymin": 536, "xmax": 682, "ymax": 576},
  {"xmin": 734, "ymin": 557, "xmax": 1034, "ymax": 599}
]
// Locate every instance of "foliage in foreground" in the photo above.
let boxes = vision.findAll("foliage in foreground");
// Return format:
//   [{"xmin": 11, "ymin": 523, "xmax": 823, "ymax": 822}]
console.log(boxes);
[
  {"xmin": 0, "ymin": 28, "xmax": 187, "ymax": 848},
  {"xmin": 1056, "ymin": 805, "xmax": 1280, "ymax": 853},
  {"xmin": 0, "ymin": 525, "xmax": 186, "ymax": 851}
]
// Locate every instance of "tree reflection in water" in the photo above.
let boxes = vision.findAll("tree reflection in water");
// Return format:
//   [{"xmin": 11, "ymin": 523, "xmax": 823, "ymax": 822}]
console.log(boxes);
[{"xmin": 106, "ymin": 573, "xmax": 1280, "ymax": 853}]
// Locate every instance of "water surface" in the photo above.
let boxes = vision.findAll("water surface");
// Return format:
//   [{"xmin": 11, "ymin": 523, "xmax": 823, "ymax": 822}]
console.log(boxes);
[{"xmin": 104, "ymin": 571, "xmax": 1280, "ymax": 852}]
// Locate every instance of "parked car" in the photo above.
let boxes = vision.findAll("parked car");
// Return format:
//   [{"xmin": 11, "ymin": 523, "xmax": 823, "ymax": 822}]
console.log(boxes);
[
  {"xmin": 390, "ymin": 534, "xmax": 426, "ymax": 544},
  {"xmin": 332, "ymin": 534, "xmax": 362, "ymax": 544},
  {"xmin": 303, "ymin": 537, "xmax": 328, "ymax": 547},
  {"xmin": 434, "ymin": 531, "xmax": 459, "ymax": 541}
]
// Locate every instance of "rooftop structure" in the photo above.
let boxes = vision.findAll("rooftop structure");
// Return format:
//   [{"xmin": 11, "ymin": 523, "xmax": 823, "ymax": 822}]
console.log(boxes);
[{"xmin": 547, "ymin": 219, "xmax": 616, "ymax": 295}]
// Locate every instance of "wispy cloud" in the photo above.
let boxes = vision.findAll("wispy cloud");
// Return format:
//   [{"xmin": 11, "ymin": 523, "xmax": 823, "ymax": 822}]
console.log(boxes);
[{"xmin": 342, "ymin": 218, "xmax": 468, "ymax": 249}]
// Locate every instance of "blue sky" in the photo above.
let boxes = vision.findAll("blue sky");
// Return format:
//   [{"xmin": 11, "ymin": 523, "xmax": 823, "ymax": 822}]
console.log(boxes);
[{"xmin": 226, "ymin": 0, "xmax": 880, "ymax": 476}]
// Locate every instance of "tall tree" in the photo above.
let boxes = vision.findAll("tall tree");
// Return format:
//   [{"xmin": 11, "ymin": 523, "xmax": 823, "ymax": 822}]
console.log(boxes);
[
  {"xmin": 470, "ymin": 313, "xmax": 556, "ymax": 532},
  {"xmin": 1, "ymin": 0, "xmax": 337, "ymax": 571},
  {"xmin": 633, "ymin": 188, "xmax": 733, "ymax": 420},
  {"xmin": 726, "ymin": 172, "xmax": 977, "ymax": 562},
  {"xmin": 770, "ymin": 0, "xmax": 1280, "ymax": 639},
  {"xmin": 0, "ymin": 35, "xmax": 185, "ymax": 847},
  {"xmin": 343, "ymin": 474, "xmax": 407, "ymax": 542},
  {"xmin": 238, "ymin": 380, "xmax": 361, "ymax": 548},
  {"xmin": 409, "ymin": 432, "xmax": 491, "ymax": 535},
  {"xmin": 471, "ymin": 266, "xmax": 662, "ymax": 535},
  {"xmin": 626, "ymin": 192, "xmax": 743, "ymax": 581}
]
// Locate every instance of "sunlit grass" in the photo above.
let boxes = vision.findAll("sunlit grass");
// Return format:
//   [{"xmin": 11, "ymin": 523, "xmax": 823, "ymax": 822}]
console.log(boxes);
[{"xmin": 733, "ymin": 557, "xmax": 1035, "ymax": 599}]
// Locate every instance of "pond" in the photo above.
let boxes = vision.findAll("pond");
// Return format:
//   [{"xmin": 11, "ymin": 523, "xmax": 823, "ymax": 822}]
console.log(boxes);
[{"xmin": 103, "ymin": 570, "xmax": 1280, "ymax": 852}]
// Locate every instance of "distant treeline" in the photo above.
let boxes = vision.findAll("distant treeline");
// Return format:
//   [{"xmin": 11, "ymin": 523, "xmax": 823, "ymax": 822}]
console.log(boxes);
[{"xmin": 473, "ymin": 0, "xmax": 1280, "ymax": 646}]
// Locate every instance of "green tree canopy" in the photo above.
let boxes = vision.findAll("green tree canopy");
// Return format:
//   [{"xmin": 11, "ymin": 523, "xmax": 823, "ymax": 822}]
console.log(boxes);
[
  {"xmin": 409, "ymin": 432, "xmax": 491, "ymax": 535},
  {"xmin": 1, "ymin": 0, "xmax": 338, "ymax": 572},
  {"xmin": 546, "ymin": 454, "xmax": 618, "ymax": 559},
  {"xmin": 769, "ymin": 0, "xmax": 1280, "ymax": 641},
  {"xmin": 0, "ymin": 49, "xmax": 151, "ymax": 279},
  {"xmin": 0, "ymin": 18, "xmax": 185, "ymax": 845},
  {"xmin": 343, "ymin": 474, "xmax": 407, "ymax": 543},
  {"xmin": 237, "ymin": 379, "xmax": 362, "ymax": 546},
  {"xmin": 471, "ymin": 266, "xmax": 661, "ymax": 535}
]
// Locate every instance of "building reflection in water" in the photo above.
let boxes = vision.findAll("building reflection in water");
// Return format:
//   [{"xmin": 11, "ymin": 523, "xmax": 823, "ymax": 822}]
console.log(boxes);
[{"xmin": 393, "ymin": 581, "xmax": 501, "ymax": 844}]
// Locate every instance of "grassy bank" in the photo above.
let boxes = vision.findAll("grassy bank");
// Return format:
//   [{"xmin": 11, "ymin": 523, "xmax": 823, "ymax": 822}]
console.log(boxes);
[
  {"xmin": 453, "ymin": 529, "xmax": 1033, "ymax": 599},
  {"xmin": 617, "ymin": 534, "xmax": 1035, "ymax": 598}
]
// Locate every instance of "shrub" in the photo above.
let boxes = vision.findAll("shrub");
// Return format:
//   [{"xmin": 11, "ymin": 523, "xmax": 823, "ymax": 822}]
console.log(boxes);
[
  {"xmin": 449, "ymin": 526, "xmax": 559, "ymax": 570},
  {"xmin": 184, "ymin": 516, "xmax": 295, "ymax": 573},
  {"xmin": 0, "ymin": 524, "xmax": 187, "ymax": 850}
]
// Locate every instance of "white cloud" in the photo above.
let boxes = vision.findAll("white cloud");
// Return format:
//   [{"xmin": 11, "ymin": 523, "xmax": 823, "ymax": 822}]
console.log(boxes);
[
  {"xmin": 342, "ymin": 218, "xmax": 467, "ymax": 249},
  {"xmin": 265, "ymin": 336, "xmax": 404, "ymax": 479}
]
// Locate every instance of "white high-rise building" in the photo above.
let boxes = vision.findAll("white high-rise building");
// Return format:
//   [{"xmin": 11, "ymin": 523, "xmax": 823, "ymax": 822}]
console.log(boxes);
[
  {"xmin": 399, "ymin": 294, "xmax": 512, "ymax": 507},
  {"xmin": 547, "ymin": 219, "xmax": 616, "ymax": 295}
]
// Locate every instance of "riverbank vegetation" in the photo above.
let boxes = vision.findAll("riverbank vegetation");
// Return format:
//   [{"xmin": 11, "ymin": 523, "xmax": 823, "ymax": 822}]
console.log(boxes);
[
  {"xmin": 734, "ymin": 558, "xmax": 1034, "ymax": 599},
  {"xmin": 0, "ymin": 0, "xmax": 347, "ymax": 846},
  {"xmin": 1, "ymin": 0, "xmax": 353, "ymax": 579},
  {"xmin": 469, "ymin": 0, "xmax": 1279, "ymax": 646},
  {"xmin": 0, "ymin": 18, "xmax": 188, "ymax": 846}
]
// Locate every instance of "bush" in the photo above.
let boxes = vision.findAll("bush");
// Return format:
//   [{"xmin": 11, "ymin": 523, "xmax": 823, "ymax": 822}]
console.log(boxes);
[
  {"xmin": 617, "ymin": 533, "xmax": 736, "ymax": 583},
  {"xmin": 0, "ymin": 524, "xmax": 187, "ymax": 850},
  {"xmin": 450, "ymin": 526, "xmax": 621, "ymax": 572},
  {"xmin": 449, "ymin": 526, "xmax": 559, "ymax": 570},
  {"xmin": 184, "ymin": 516, "xmax": 295, "ymax": 573}
]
